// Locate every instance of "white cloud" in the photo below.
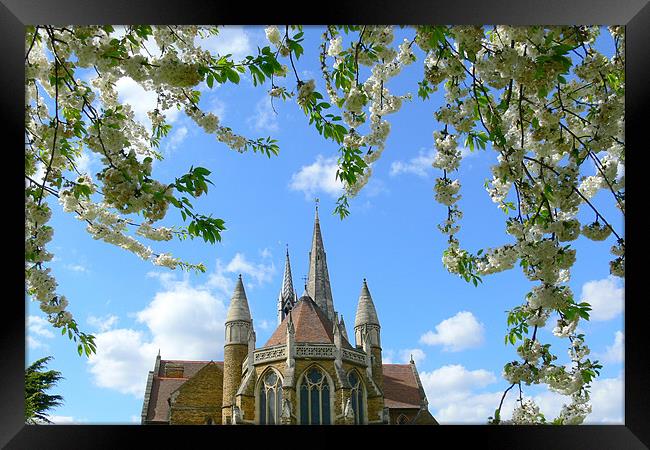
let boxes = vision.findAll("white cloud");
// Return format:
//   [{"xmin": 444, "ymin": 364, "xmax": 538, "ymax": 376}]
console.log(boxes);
[
  {"xmin": 398, "ymin": 348, "xmax": 426, "ymax": 365},
  {"xmin": 258, "ymin": 319, "xmax": 273, "ymax": 331},
  {"xmin": 601, "ymin": 330, "xmax": 624, "ymax": 364},
  {"xmin": 87, "ymin": 277, "xmax": 228, "ymax": 397},
  {"xmin": 114, "ymin": 77, "xmax": 180, "ymax": 129},
  {"xmin": 260, "ymin": 248, "xmax": 272, "ymax": 259},
  {"xmin": 389, "ymin": 148, "xmax": 435, "ymax": 178},
  {"xmin": 196, "ymin": 26, "xmax": 252, "ymax": 61},
  {"xmin": 225, "ymin": 252, "xmax": 276, "ymax": 286},
  {"xmin": 580, "ymin": 276, "xmax": 624, "ymax": 321},
  {"xmin": 530, "ymin": 374, "xmax": 624, "ymax": 424},
  {"xmin": 46, "ymin": 415, "xmax": 86, "ymax": 424},
  {"xmin": 165, "ymin": 126, "xmax": 188, "ymax": 152},
  {"xmin": 390, "ymin": 147, "xmax": 474, "ymax": 178},
  {"xmin": 75, "ymin": 149, "xmax": 101, "ymax": 176},
  {"xmin": 27, "ymin": 315, "xmax": 54, "ymax": 349},
  {"xmin": 419, "ymin": 364, "xmax": 501, "ymax": 423},
  {"xmin": 289, "ymin": 155, "xmax": 343, "ymax": 199},
  {"xmin": 247, "ymin": 96, "xmax": 279, "ymax": 133},
  {"xmin": 87, "ymin": 328, "xmax": 157, "ymax": 396},
  {"xmin": 87, "ymin": 314, "xmax": 119, "ymax": 332},
  {"xmin": 65, "ymin": 263, "xmax": 88, "ymax": 273},
  {"xmin": 419, "ymin": 311, "xmax": 485, "ymax": 352}
]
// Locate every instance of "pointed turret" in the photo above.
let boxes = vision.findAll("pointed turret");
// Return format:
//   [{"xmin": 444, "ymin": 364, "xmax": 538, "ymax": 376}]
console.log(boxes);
[
  {"xmin": 354, "ymin": 278, "xmax": 383, "ymax": 391},
  {"xmin": 307, "ymin": 203, "xmax": 335, "ymax": 321},
  {"xmin": 226, "ymin": 274, "xmax": 252, "ymax": 324},
  {"xmin": 223, "ymin": 275, "xmax": 253, "ymax": 424},
  {"xmin": 354, "ymin": 279, "xmax": 380, "ymax": 330},
  {"xmin": 277, "ymin": 246, "xmax": 297, "ymax": 324}
]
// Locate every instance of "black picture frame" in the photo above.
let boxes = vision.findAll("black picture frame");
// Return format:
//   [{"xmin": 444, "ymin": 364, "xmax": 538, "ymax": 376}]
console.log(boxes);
[{"xmin": 2, "ymin": 0, "xmax": 648, "ymax": 447}]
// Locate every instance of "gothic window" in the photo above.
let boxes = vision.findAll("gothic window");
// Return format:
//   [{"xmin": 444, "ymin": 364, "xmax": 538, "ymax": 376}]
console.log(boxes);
[
  {"xmin": 259, "ymin": 370, "xmax": 283, "ymax": 425},
  {"xmin": 397, "ymin": 414, "xmax": 409, "ymax": 425},
  {"xmin": 299, "ymin": 367, "xmax": 331, "ymax": 425},
  {"xmin": 347, "ymin": 370, "xmax": 365, "ymax": 424}
]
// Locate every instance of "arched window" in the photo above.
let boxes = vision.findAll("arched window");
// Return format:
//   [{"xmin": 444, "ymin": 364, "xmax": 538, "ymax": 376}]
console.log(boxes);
[
  {"xmin": 259, "ymin": 370, "xmax": 283, "ymax": 424},
  {"xmin": 299, "ymin": 367, "xmax": 331, "ymax": 425},
  {"xmin": 397, "ymin": 414, "xmax": 409, "ymax": 425},
  {"xmin": 347, "ymin": 370, "xmax": 365, "ymax": 424}
]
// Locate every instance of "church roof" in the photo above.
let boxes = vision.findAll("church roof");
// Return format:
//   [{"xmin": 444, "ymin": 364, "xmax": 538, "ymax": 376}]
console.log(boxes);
[
  {"xmin": 264, "ymin": 296, "xmax": 354, "ymax": 349},
  {"xmin": 382, "ymin": 364, "xmax": 424, "ymax": 409}
]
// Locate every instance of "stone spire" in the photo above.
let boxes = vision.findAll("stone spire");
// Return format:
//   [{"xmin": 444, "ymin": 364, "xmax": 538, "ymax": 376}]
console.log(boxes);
[
  {"xmin": 307, "ymin": 202, "xmax": 335, "ymax": 321},
  {"xmin": 226, "ymin": 274, "xmax": 252, "ymax": 324},
  {"xmin": 277, "ymin": 246, "xmax": 298, "ymax": 324}
]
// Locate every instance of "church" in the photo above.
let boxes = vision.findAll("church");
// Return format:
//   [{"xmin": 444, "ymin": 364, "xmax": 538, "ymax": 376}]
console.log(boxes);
[{"xmin": 140, "ymin": 207, "xmax": 438, "ymax": 425}]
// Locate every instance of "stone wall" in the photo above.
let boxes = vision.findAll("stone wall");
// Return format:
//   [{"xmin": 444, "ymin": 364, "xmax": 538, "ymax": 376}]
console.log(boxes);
[{"xmin": 169, "ymin": 362, "xmax": 223, "ymax": 425}]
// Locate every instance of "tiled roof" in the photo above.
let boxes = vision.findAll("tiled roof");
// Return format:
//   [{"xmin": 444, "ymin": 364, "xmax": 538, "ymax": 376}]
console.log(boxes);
[
  {"xmin": 382, "ymin": 364, "xmax": 423, "ymax": 409},
  {"xmin": 263, "ymin": 296, "xmax": 354, "ymax": 349},
  {"xmin": 144, "ymin": 360, "xmax": 223, "ymax": 423}
]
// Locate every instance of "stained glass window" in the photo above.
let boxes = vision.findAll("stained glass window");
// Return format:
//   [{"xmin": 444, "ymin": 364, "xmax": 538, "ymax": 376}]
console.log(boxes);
[
  {"xmin": 347, "ymin": 370, "xmax": 365, "ymax": 424},
  {"xmin": 259, "ymin": 370, "xmax": 282, "ymax": 424},
  {"xmin": 299, "ymin": 367, "xmax": 332, "ymax": 425}
]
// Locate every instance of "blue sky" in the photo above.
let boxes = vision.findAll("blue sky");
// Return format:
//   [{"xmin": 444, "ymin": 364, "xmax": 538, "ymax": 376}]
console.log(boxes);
[{"xmin": 27, "ymin": 26, "xmax": 624, "ymax": 424}]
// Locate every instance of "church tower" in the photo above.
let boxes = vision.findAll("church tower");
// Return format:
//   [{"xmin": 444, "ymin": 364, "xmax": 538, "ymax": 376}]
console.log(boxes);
[
  {"xmin": 354, "ymin": 279, "xmax": 383, "ymax": 391},
  {"xmin": 307, "ymin": 204, "xmax": 336, "ymax": 322},
  {"xmin": 277, "ymin": 246, "xmax": 298, "ymax": 324},
  {"xmin": 222, "ymin": 275, "xmax": 253, "ymax": 424}
]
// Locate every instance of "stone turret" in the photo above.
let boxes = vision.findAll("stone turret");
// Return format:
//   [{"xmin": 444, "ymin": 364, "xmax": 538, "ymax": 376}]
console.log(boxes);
[
  {"xmin": 307, "ymin": 204, "xmax": 335, "ymax": 322},
  {"xmin": 354, "ymin": 279, "xmax": 383, "ymax": 391},
  {"xmin": 222, "ymin": 275, "xmax": 253, "ymax": 424}
]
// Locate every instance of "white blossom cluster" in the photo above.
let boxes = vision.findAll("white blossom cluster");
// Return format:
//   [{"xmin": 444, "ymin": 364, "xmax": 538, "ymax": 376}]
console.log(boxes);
[
  {"xmin": 419, "ymin": 25, "xmax": 624, "ymax": 425},
  {"xmin": 511, "ymin": 399, "xmax": 544, "ymax": 425},
  {"xmin": 27, "ymin": 26, "xmax": 260, "ymax": 336}
]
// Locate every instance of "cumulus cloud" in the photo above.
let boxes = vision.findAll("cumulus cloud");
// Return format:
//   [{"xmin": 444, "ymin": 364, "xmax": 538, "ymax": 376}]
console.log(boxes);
[
  {"xmin": 195, "ymin": 26, "xmax": 252, "ymax": 61},
  {"xmin": 87, "ymin": 314, "xmax": 119, "ymax": 332},
  {"xmin": 165, "ymin": 126, "xmax": 188, "ymax": 152},
  {"xmin": 87, "ymin": 277, "xmax": 228, "ymax": 397},
  {"xmin": 225, "ymin": 252, "xmax": 276, "ymax": 286},
  {"xmin": 580, "ymin": 276, "xmax": 624, "ymax": 321},
  {"xmin": 419, "ymin": 362, "xmax": 623, "ymax": 424},
  {"xmin": 289, "ymin": 155, "xmax": 343, "ymax": 199},
  {"xmin": 390, "ymin": 147, "xmax": 473, "ymax": 178},
  {"xmin": 389, "ymin": 149, "xmax": 435, "ymax": 178},
  {"xmin": 419, "ymin": 364, "xmax": 500, "ymax": 423},
  {"xmin": 419, "ymin": 311, "xmax": 485, "ymax": 352},
  {"xmin": 247, "ymin": 96, "xmax": 279, "ymax": 133},
  {"xmin": 530, "ymin": 374, "xmax": 624, "ymax": 424},
  {"xmin": 601, "ymin": 330, "xmax": 624, "ymax": 364},
  {"xmin": 87, "ymin": 251, "xmax": 274, "ymax": 397},
  {"xmin": 27, "ymin": 315, "xmax": 55, "ymax": 350},
  {"xmin": 114, "ymin": 77, "xmax": 180, "ymax": 129}
]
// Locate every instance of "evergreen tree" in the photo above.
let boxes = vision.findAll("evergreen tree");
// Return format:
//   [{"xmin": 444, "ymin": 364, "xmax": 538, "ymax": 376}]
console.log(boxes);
[{"xmin": 25, "ymin": 356, "xmax": 64, "ymax": 424}]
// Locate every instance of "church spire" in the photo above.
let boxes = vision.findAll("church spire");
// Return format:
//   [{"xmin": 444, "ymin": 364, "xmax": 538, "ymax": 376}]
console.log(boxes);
[
  {"xmin": 307, "ymin": 200, "xmax": 335, "ymax": 321},
  {"xmin": 277, "ymin": 245, "xmax": 297, "ymax": 324}
]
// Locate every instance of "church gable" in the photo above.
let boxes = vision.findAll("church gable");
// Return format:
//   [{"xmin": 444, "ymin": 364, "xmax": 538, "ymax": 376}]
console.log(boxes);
[{"xmin": 169, "ymin": 361, "xmax": 224, "ymax": 425}]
